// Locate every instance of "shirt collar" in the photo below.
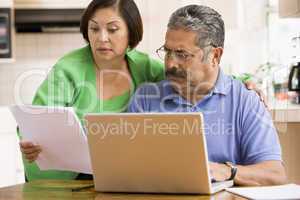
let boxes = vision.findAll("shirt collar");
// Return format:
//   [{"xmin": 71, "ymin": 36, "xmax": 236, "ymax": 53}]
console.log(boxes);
[
  {"xmin": 162, "ymin": 68, "xmax": 231, "ymax": 104},
  {"xmin": 161, "ymin": 80, "xmax": 192, "ymax": 106},
  {"xmin": 212, "ymin": 69, "xmax": 231, "ymax": 96}
]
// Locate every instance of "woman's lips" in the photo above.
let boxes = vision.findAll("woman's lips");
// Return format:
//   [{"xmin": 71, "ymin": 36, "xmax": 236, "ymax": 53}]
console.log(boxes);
[{"xmin": 97, "ymin": 48, "xmax": 113, "ymax": 52}]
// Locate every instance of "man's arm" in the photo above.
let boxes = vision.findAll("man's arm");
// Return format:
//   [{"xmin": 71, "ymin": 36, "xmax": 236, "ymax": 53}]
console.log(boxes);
[
  {"xmin": 235, "ymin": 161, "xmax": 287, "ymax": 186},
  {"xmin": 210, "ymin": 161, "xmax": 287, "ymax": 186},
  {"xmin": 210, "ymin": 86, "xmax": 287, "ymax": 186}
]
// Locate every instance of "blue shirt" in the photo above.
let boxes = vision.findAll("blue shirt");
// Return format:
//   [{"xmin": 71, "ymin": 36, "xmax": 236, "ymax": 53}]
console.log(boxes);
[{"xmin": 128, "ymin": 69, "xmax": 282, "ymax": 165}]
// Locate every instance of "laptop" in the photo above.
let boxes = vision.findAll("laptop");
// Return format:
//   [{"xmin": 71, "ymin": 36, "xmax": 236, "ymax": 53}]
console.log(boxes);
[{"xmin": 84, "ymin": 113, "xmax": 233, "ymax": 194}]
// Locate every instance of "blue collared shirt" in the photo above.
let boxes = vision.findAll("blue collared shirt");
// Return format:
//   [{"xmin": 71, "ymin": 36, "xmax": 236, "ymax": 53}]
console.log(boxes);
[{"xmin": 128, "ymin": 69, "xmax": 282, "ymax": 165}]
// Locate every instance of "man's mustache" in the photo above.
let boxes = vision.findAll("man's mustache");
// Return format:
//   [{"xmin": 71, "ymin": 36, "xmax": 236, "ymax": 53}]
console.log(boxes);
[{"xmin": 165, "ymin": 67, "xmax": 187, "ymax": 79}]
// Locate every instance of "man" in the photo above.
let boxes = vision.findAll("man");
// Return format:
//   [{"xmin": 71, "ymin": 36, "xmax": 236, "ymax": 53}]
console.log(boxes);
[{"xmin": 128, "ymin": 5, "xmax": 287, "ymax": 186}]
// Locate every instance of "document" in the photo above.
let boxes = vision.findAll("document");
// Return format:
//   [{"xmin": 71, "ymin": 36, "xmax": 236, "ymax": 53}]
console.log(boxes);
[
  {"xmin": 10, "ymin": 105, "xmax": 92, "ymax": 174},
  {"xmin": 226, "ymin": 184, "xmax": 300, "ymax": 200}
]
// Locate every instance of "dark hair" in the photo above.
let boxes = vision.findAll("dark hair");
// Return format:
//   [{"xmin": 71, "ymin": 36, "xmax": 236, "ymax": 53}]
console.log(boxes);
[{"xmin": 80, "ymin": 0, "xmax": 143, "ymax": 49}]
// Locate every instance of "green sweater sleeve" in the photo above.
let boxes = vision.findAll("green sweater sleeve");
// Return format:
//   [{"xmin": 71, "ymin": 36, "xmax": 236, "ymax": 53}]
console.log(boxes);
[
  {"xmin": 232, "ymin": 73, "xmax": 252, "ymax": 82},
  {"xmin": 147, "ymin": 57, "xmax": 165, "ymax": 82},
  {"xmin": 126, "ymin": 49, "xmax": 165, "ymax": 86}
]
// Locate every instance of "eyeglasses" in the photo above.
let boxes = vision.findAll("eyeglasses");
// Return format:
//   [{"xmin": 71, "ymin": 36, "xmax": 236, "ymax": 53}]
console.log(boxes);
[
  {"xmin": 156, "ymin": 46, "xmax": 198, "ymax": 62},
  {"xmin": 156, "ymin": 44, "xmax": 217, "ymax": 63}
]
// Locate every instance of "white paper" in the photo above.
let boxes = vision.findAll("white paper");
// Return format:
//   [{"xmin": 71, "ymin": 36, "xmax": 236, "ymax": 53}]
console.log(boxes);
[
  {"xmin": 226, "ymin": 184, "xmax": 300, "ymax": 200},
  {"xmin": 10, "ymin": 105, "xmax": 92, "ymax": 174}
]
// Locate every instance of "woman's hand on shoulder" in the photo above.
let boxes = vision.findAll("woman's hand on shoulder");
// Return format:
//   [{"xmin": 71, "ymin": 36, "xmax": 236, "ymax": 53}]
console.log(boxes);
[{"xmin": 244, "ymin": 80, "xmax": 270, "ymax": 110}]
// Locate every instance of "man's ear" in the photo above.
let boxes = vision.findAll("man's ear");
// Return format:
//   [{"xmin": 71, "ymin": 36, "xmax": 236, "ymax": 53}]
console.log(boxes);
[{"xmin": 212, "ymin": 47, "xmax": 223, "ymax": 67}]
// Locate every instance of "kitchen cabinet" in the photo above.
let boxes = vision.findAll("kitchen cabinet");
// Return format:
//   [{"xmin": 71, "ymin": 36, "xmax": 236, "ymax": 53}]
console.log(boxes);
[
  {"xmin": 275, "ymin": 122, "xmax": 300, "ymax": 184},
  {"xmin": 14, "ymin": 0, "xmax": 91, "ymax": 9},
  {"xmin": 271, "ymin": 102, "xmax": 300, "ymax": 184},
  {"xmin": 2, "ymin": 0, "xmax": 13, "ymax": 7},
  {"xmin": 279, "ymin": 0, "xmax": 300, "ymax": 18}
]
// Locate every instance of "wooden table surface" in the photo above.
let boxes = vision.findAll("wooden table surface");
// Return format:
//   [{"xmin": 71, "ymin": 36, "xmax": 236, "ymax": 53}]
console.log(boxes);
[{"xmin": 0, "ymin": 180, "xmax": 246, "ymax": 200}]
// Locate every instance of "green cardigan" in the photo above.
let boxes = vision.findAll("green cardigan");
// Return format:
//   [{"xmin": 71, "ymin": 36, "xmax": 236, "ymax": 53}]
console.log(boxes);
[{"xmin": 23, "ymin": 45, "xmax": 165, "ymax": 181}]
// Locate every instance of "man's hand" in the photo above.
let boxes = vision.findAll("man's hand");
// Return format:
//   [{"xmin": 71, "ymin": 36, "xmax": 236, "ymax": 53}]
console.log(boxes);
[
  {"xmin": 210, "ymin": 161, "xmax": 287, "ymax": 186},
  {"xmin": 19, "ymin": 141, "xmax": 42, "ymax": 163},
  {"xmin": 209, "ymin": 162, "xmax": 231, "ymax": 182},
  {"xmin": 244, "ymin": 80, "xmax": 269, "ymax": 110}
]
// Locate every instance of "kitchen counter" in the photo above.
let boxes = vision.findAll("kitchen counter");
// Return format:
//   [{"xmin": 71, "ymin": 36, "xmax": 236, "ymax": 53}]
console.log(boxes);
[{"xmin": 269, "ymin": 100, "xmax": 300, "ymax": 122}]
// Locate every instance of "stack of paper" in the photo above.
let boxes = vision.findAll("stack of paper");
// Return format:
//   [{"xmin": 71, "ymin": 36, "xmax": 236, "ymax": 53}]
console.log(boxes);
[
  {"xmin": 10, "ymin": 105, "xmax": 92, "ymax": 174},
  {"xmin": 226, "ymin": 184, "xmax": 300, "ymax": 200}
]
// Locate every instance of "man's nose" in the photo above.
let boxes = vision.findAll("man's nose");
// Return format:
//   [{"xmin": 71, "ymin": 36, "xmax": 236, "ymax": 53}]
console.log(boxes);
[{"xmin": 165, "ymin": 55, "xmax": 180, "ymax": 70}]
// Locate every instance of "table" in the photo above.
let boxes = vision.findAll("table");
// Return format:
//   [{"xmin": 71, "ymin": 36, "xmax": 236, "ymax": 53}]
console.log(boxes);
[{"xmin": 0, "ymin": 180, "xmax": 246, "ymax": 200}]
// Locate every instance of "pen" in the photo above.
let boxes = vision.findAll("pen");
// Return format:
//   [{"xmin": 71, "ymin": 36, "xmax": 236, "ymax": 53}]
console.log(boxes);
[{"xmin": 71, "ymin": 185, "xmax": 94, "ymax": 192}]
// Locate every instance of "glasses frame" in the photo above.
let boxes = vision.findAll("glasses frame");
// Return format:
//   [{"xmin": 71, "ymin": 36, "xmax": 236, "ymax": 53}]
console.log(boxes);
[
  {"xmin": 156, "ymin": 44, "xmax": 216, "ymax": 63},
  {"xmin": 156, "ymin": 46, "xmax": 197, "ymax": 62}
]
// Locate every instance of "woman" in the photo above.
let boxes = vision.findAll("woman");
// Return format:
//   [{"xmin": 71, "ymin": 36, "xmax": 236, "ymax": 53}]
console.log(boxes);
[
  {"xmin": 19, "ymin": 0, "xmax": 265, "ymax": 181},
  {"xmin": 19, "ymin": 0, "xmax": 164, "ymax": 181}
]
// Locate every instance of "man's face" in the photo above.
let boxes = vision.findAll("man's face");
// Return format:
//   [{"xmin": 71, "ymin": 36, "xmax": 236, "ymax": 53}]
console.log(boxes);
[{"xmin": 164, "ymin": 28, "xmax": 219, "ymax": 97}]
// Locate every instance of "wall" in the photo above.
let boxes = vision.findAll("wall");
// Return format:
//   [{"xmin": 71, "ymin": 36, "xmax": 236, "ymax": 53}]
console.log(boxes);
[
  {"xmin": 135, "ymin": 0, "xmax": 269, "ymax": 75},
  {"xmin": 0, "ymin": 33, "xmax": 86, "ymax": 105},
  {"xmin": 0, "ymin": 107, "xmax": 23, "ymax": 188}
]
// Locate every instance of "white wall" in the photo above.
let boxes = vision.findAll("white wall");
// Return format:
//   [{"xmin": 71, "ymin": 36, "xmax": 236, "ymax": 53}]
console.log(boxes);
[
  {"xmin": 0, "ymin": 107, "xmax": 23, "ymax": 188},
  {"xmin": 135, "ymin": 0, "xmax": 241, "ymax": 72},
  {"xmin": 135, "ymin": 0, "xmax": 269, "ymax": 75},
  {"xmin": 0, "ymin": 33, "xmax": 86, "ymax": 105}
]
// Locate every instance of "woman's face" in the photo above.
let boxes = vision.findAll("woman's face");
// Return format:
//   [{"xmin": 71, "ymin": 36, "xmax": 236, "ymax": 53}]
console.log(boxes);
[{"xmin": 88, "ymin": 7, "xmax": 129, "ymax": 63}]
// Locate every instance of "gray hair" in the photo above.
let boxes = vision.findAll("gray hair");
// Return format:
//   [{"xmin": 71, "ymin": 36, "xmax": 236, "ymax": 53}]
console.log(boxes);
[{"xmin": 168, "ymin": 5, "xmax": 225, "ymax": 57}]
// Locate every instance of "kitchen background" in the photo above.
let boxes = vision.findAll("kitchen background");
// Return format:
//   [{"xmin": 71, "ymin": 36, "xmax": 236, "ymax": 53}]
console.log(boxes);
[{"xmin": 0, "ymin": 0, "xmax": 299, "ymax": 187}]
